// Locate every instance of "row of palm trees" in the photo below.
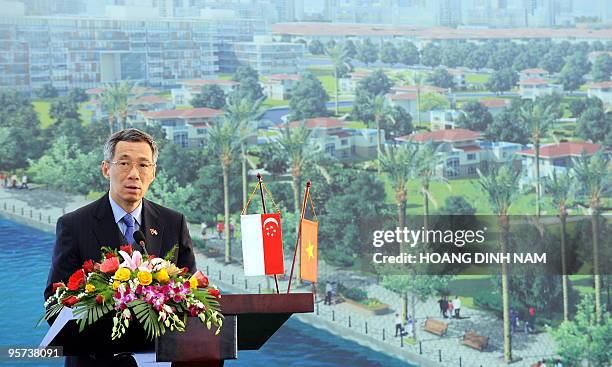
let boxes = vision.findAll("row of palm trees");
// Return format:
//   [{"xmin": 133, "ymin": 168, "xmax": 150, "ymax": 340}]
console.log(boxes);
[
  {"xmin": 207, "ymin": 97, "xmax": 323, "ymax": 283},
  {"xmin": 378, "ymin": 140, "xmax": 609, "ymax": 363}
]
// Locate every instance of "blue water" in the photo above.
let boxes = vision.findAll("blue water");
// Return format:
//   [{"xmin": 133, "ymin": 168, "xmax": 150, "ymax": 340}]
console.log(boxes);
[{"xmin": 0, "ymin": 218, "xmax": 410, "ymax": 367}]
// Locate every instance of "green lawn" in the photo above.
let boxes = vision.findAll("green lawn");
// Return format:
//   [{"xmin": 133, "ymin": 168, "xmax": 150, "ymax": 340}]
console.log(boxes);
[
  {"xmin": 33, "ymin": 99, "xmax": 94, "ymax": 127},
  {"xmin": 465, "ymin": 73, "xmax": 490, "ymax": 84},
  {"xmin": 263, "ymin": 98, "xmax": 289, "ymax": 108},
  {"xmin": 33, "ymin": 100, "xmax": 53, "ymax": 128},
  {"xmin": 345, "ymin": 121, "xmax": 367, "ymax": 129},
  {"xmin": 379, "ymin": 176, "xmax": 547, "ymax": 216}
]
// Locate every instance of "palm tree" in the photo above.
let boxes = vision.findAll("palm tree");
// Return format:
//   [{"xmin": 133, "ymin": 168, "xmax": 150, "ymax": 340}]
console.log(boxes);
[
  {"xmin": 413, "ymin": 142, "xmax": 449, "ymax": 236},
  {"xmin": 412, "ymin": 71, "xmax": 424, "ymax": 128},
  {"xmin": 379, "ymin": 144, "xmax": 418, "ymax": 228},
  {"xmin": 572, "ymin": 151, "xmax": 611, "ymax": 323},
  {"xmin": 544, "ymin": 170, "xmax": 575, "ymax": 322},
  {"xmin": 325, "ymin": 44, "xmax": 351, "ymax": 115},
  {"xmin": 224, "ymin": 97, "xmax": 265, "ymax": 210},
  {"xmin": 100, "ymin": 89, "xmax": 117, "ymax": 135},
  {"xmin": 367, "ymin": 93, "xmax": 390, "ymax": 175},
  {"xmin": 275, "ymin": 122, "xmax": 328, "ymax": 284},
  {"xmin": 520, "ymin": 104, "xmax": 553, "ymax": 217},
  {"xmin": 101, "ymin": 82, "xmax": 135, "ymax": 132},
  {"xmin": 478, "ymin": 163, "xmax": 521, "ymax": 363},
  {"xmin": 206, "ymin": 117, "xmax": 244, "ymax": 264},
  {"xmin": 116, "ymin": 81, "xmax": 135, "ymax": 130}
]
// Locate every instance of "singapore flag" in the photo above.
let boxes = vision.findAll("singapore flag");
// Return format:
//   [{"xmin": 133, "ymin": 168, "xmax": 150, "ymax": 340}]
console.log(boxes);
[{"xmin": 240, "ymin": 213, "xmax": 285, "ymax": 276}]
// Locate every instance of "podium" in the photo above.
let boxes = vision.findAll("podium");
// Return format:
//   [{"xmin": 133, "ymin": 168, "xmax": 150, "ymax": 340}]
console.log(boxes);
[{"xmin": 41, "ymin": 293, "xmax": 314, "ymax": 366}]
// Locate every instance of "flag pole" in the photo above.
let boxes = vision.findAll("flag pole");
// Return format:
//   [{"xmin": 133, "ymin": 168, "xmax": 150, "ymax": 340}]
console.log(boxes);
[
  {"xmin": 287, "ymin": 180, "xmax": 310, "ymax": 294},
  {"xmin": 257, "ymin": 173, "xmax": 279, "ymax": 294}
]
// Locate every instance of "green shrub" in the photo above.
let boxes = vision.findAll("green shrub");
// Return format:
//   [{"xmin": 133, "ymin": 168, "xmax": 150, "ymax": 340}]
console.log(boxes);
[{"xmin": 342, "ymin": 287, "xmax": 367, "ymax": 302}]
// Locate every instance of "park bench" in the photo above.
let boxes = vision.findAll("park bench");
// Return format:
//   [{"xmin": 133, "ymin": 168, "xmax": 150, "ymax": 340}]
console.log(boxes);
[
  {"xmin": 462, "ymin": 330, "xmax": 488, "ymax": 351},
  {"xmin": 423, "ymin": 317, "xmax": 448, "ymax": 336}
]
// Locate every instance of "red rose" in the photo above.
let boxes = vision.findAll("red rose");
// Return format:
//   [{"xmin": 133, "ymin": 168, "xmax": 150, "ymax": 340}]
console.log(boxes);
[
  {"xmin": 61, "ymin": 296, "xmax": 80, "ymax": 307},
  {"xmin": 120, "ymin": 245, "xmax": 133, "ymax": 255},
  {"xmin": 52, "ymin": 282, "xmax": 65, "ymax": 293},
  {"xmin": 67, "ymin": 269, "xmax": 85, "ymax": 291},
  {"xmin": 95, "ymin": 295, "xmax": 105, "ymax": 304},
  {"xmin": 82, "ymin": 260, "xmax": 95, "ymax": 273},
  {"xmin": 100, "ymin": 256, "xmax": 120, "ymax": 274},
  {"xmin": 148, "ymin": 255, "xmax": 156, "ymax": 260},
  {"xmin": 207, "ymin": 289, "xmax": 221, "ymax": 299},
  {"xmin": 104, "ymin": 253, "xmax": 116, "ymax": 259},
  {"xmin": 179, "ymin": 267, "xmax": 189, "ymax": 276}
]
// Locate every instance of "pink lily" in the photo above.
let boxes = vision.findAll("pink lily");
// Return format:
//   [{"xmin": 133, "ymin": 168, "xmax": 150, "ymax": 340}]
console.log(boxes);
[{"xmin": 118, "ymin": 250, "xmax": 143, "ymax": 271}]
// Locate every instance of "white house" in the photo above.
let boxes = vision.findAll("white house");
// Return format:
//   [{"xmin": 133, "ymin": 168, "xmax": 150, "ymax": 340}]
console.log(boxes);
[
  {"xmin": 339, "ymin": 70, "xmax": 372, "ymax": 94},
  {"xmin": 171, "ymin": 79, "xmax": 239, "ymax": 106},
  {"xmin": 519, "ymin": 68, "xmax": 549, "ymax": 80},
  {"xmin": 430, "ymin": 109, "xmax": 463, "ymax": 130},
  {"xmin": 586, "ymin": 81, "xmax": 612, "ymax": 108},
  {"xmin": 385, "ymin": 93, "xmax": 418, "ymax": 117},
  {"xmin": 516, "ymin": 141, "xmax": 604, "ymax": 188},
  {"xmin": 271, "ymin": 117, "xmax": 381, "ymax": 161},
  {"xmin": 140, "ymin": 107, "xmax": 224, "ymax": 148},
  {"xmin": 262, "ymin": 74, "xmax": 301, "ymax": 100},
  {"xmin": 396, "ymin": 128, "xmax": 485, "ymax": 178},
  {"xmin": 479, "ymin": 98, "xmax": 510, "ymax": 116},
  {"xmin": 518, "ymin": 78, "xmax": 563, "ymax": 100}
]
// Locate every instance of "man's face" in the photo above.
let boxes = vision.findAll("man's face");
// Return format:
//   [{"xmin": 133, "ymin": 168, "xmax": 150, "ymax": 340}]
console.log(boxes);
[{"xmin": 101, "ymin": 141, "xmax": 156, "ymax": 210}]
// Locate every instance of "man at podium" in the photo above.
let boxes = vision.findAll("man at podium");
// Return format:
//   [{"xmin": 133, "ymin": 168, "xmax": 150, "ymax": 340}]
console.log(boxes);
[{"xmin": 44, "ymin": 128, "xmax": 197, "ymax": 367}]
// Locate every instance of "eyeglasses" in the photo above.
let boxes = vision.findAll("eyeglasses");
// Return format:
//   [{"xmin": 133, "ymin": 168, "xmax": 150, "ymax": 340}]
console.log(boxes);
[{"xmin": 109, "ymin": 160, "xmax": 156, "ymax": 175}]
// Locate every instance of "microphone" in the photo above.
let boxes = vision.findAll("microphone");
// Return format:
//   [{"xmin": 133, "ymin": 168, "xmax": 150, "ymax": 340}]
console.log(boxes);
[{"xmin": 133, "ymin": 230, "xmax": 148, "ymax": 256}]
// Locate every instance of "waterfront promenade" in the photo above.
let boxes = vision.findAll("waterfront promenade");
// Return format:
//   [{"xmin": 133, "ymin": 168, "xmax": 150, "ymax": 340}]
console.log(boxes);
[{"xmin": 1, "ymin": 187, "xmax": 559, "ymax": 367}]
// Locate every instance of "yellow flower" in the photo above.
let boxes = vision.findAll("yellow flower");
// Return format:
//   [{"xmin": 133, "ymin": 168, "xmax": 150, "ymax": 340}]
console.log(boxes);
[
  {"xmin": 114, "ymin": 267, "xmax": 131, "ymax": 281},
  {"xmin": 155, "ymin": 268, "xmax": 170, "ymax": 283},
  {"xmin": 112, "ymin": 280, "xmax": 121, "ymax": 290},
  {"xmin": 138, "ymin": 271, "xmax": 153, "ymax": 286},
  {"xmin": 189, "ymin": 276, "xmax": 198, "ymax": 289},
  {"xmin": 85, "ymin": 284, "xmax": 96, "ymax": 293}
]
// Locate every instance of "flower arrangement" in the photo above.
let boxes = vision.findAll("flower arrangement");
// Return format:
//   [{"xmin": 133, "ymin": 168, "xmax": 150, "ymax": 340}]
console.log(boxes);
[{"xmin": 42, "ymin": 245, "xmax": 223, "ymax": 340}]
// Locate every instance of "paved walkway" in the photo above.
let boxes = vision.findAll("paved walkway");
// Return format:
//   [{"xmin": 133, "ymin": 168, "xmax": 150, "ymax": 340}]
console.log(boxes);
[{"xmin": 0, "ymin": 187, "xmax": 559, "ymax": 367}]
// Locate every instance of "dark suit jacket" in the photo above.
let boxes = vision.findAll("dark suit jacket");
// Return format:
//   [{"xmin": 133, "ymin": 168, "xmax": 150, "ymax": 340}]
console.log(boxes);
[{"xmin": 44, "ymin": 193, "xmax": 197, "ymax": 367}]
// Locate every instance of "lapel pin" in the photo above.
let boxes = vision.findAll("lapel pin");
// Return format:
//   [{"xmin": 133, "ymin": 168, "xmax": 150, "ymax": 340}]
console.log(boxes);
[{"xmin": 149, "ymin": 228, "xmax": 158, "ymax": 236}]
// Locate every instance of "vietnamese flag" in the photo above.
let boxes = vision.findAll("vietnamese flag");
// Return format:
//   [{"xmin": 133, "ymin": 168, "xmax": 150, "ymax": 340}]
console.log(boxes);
[
  {"xmin": 300, "ymin": 219, "xmax": 318, "ymax": 283},
  {"xmin": 240, "ymin": 213, "xmax": 285, "ymax": 276}
]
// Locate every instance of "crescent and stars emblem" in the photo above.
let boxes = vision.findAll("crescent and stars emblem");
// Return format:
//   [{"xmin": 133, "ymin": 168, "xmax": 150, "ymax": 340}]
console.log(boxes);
[{"xmin": 263, "ymin": 217, "xmax": 279, "ymax": 238}]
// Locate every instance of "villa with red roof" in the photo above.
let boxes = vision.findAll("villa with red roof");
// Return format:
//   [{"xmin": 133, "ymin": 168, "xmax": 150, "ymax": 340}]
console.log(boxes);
[
  {"xmin": 518, "ymin": 78, "xmax": 563, "ymax": 100},
  {"xmin": 479, "ymin": 98, "xmax": 510, "ymax": 115},
  {"xmin": 340, "ymin": 70, "xmax": 373, "ymax": 94},
  {"xmin": 272, "ymin": 117, "xmax": 380, "ymax": 161},
  {"xmin": 262, "ymin": 74, "xmax": 301, "ymax": 100},
  {"xmin": 516, "ymin": 141, "xmax": 605, "ymax": 187},
  {"xmin": 385, "ymin": 92, "xmax": 418, "ymax": 117},
  {"xmin": 520, "ymin": 68, "xmax": 549, "ymax": 80},
  {"xmin": 396, "ymin": 129, "xmax": 486, "ymax": 178},
  {"xmin": 586, "ymin": 81, "xmax": 612, "ymax": 108},
  {"xmin": 140, "ymin": 107, "xmax": 224, "ymax": 148}
]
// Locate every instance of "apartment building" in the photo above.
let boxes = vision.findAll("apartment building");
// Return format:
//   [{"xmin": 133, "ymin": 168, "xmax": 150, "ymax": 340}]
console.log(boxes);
[
  {"xmin": 226, "ymin": 35, "xmax": 305, "ymax": 75},
  {"xmin": 0, "ymin": 15, "xmax": 219, "ymax": 93}
]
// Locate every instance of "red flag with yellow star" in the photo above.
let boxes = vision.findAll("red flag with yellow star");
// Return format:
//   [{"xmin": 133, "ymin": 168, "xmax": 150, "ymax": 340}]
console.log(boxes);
[{"xmin": 300, "ymin": 219, "xmax": 318, "ymax": 283}]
